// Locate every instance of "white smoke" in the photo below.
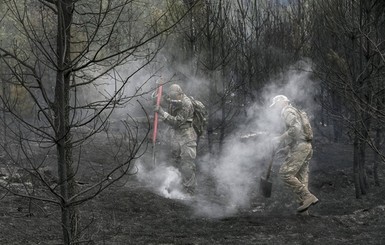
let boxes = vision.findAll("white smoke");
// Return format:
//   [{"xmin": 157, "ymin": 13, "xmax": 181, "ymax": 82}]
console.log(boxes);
[
  {"xmin": 118, "ymin": 52, "xmax": 317, "ymax": 218},
  {"xmin": 193, "ymin": 61, "xmax": 317, "ymax": 217},
  {"xmin": 136, "ymin": 161, "xmax": 193, "ymax": 201},
  {"xmin": 262, "ymin": 61, "xmax": 317, "ymax": 112}
]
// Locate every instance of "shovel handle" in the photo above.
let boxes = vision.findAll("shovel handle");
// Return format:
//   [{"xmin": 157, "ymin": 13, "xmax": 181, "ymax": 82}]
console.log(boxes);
[
  {"xmin": 265, "ymin": 158, "xmax": 273, "ymax": 179},
  {"xmin": 152, "ymin": 84, "xmax": 163, "ymax": 144},
  {"xmin": 265, "ymin": 147, "xmax": 275, "ymax": 180},
  {"xmin": 152, "ymin": 82, "xmax": 163, "ymax": 166}
]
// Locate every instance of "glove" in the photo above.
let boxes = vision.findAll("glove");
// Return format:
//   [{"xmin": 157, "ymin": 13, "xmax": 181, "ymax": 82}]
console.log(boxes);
[
  {"xmin": 154, "ymin": 105, "xmax": 169, "ymax": 119},
  {"xmin": 154, "ymin": 105, "xmax": 164, "ymax": 115}
]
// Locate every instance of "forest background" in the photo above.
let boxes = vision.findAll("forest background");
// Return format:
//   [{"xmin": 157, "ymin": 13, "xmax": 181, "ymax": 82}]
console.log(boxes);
[{"xmin": 0, "ymin": 0, "xmax": 384, "ymax": 244}]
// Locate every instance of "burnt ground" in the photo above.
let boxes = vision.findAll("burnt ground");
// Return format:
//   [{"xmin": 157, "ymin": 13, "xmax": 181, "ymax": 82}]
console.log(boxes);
[{"xmin": 1, "ymin": 136, "xmax": 385, "ymax": 244}]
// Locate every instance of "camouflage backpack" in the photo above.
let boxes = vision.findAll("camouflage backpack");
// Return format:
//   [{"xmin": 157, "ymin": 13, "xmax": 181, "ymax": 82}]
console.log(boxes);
[
  {"xmin": 189, "ymin": 97, "xmax": 208, "ymax": 137},
  {"xmin": 293, "ymin": 107, "xmax": 313, "ymax": 141}
]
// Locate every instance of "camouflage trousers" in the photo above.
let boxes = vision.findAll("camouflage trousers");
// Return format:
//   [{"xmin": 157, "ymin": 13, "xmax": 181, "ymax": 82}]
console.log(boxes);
[
  {"xmin": 279, "ymin": 142, "xmax": 313, "ymax": 204},
  {"xmin": 170, "ymin": 140, "xmax": 197, "ymax": 195}
]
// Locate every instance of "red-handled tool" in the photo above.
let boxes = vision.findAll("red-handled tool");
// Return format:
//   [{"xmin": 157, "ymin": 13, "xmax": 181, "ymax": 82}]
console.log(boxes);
[{"xmin": 152, "ymin": 83, "xmax": 163, "ymax": 165}]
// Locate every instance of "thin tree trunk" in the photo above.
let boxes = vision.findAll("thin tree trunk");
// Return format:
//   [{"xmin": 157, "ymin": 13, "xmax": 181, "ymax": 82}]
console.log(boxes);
[
  {"xmin": 358, "ymin": 137, "xmax": 367, "ymax": 195},
  {"xmin": 2, "ymin": 81, "xmax": 6, "ymax": 148},
  {"xmin": 373, "ymin": 127, "xmax": 381, "ymax": 186},
  {"xmin": 205, "ymin": 0, "xmax": 215, "ymax": 156},
  {"xmin": 56, "ymin": 70, "xmax": 71, "ymax": 244},
  {"xmin": 56, "ymin": 1, "xmax": 77, "ymax": 244},
  {"xmin": 331, "ymin": 91, "xmax": 342, "ymax": 142},
  {"xmin": 353, "ymin": 135, "xmax": 361, "ymax": 199},
  {"xmin": 218, "ymin": 0, "xmax": 225, "ymax": 154},
  {"xmin": 219, "ymin": 96, "xmax": 225, "ymax": 153}
]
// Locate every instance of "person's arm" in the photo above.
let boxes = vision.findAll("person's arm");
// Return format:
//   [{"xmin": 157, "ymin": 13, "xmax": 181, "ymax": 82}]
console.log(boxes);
[
  {"xmin": 281, "ymin": 108, "xmax": 302, "ymax": 141},
  {"xmin": 273, "ymin": 107, "xmax": 301, "ymax": 145},
  {"xmin": 163, "ymin": 100, "xmax": 193, "ymax": 128}
]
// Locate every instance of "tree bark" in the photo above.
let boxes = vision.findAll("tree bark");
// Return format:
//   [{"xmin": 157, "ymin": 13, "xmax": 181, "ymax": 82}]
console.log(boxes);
[
  {"xmin": 55, "ymin": 1, "xmax": 77, "ymax": 244},
  {"xmin": 331, "ymin": 91, "xmax": 342, "ymax": 142},
  {"xmin": 353, "ymin": 134, "xmax": 362, "ymax": 199},
  {"xmin": 205, "ymin": 0, "xmax": 215, "ymax": 156},
  {"xmin": 373, "ymin": 127, "xmax": 381, "ymax": 186},
  {"xmin": 358, "ymin": 135, "xmax": 367, "ymax": 195}
]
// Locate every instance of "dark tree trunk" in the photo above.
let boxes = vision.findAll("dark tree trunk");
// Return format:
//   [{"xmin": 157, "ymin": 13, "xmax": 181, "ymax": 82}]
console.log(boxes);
[
  {"xmin": 219, "ymin": 96, "xmax": 225, "ymax": 154},
  {"xmin": 353, "ymin": 135, "xmax": 362, "ymax": 199},
  {"xmin": 331, "ymin": 91, "xmax": 342, "ymax": 142},
  {"xmin": 205, "ymin": 0, "xmax": 215, "ymax": 156},
  {"xmin": 55, "ymin": 1, "xmax": 78, "ymax": 244},
  {"xmin": 373, "ymin": 127, "xmax": 381, "ymax": 186},
  {"xmin": 353, "ymin": 123, "xmax": 369, "ymax": 198},
  {"xmin": 358, "ymin": 136, "xmax": 367, "ymax": 195},
  {"xmin": 218, "ymin": 0, "xmax": 225, "ymax": 154}
]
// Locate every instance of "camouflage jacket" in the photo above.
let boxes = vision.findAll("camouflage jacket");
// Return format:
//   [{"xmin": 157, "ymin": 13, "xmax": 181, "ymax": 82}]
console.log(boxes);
[
  {"xmin": 280, "ymin": 105, "xmax": 309, "ymax": 146},
  {"xmin": 163, "ymin": 94, "xmax": 197, "ymax": 145},
  {"xmin": 164, "ymin": 94, "xmax": 194, "ymax": 128}
]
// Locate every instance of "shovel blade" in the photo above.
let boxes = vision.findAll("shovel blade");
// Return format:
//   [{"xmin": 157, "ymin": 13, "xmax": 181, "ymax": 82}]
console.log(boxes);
[{"xmin": 260, "ymin": 177, "xmax": 272, "ymax": 198}]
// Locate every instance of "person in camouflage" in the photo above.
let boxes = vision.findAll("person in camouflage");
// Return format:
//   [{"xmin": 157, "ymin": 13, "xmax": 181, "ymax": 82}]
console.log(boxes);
[
  {"xmin": 270, "ymin": 95, "xmax": 319, "ymax": 214},
  {"xmin": 155, "ymin": 84, "xmax": 197, "ymax": 196}
]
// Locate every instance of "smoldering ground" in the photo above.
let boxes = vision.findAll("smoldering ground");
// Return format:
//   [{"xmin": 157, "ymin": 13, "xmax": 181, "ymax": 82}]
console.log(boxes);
[
  {"xmin": 135, "ymin": 161, "xmax": 188, "ymax": 200},
  {"xmin": 133, "ymin": 62, "xmax": 318, "ymax": 219},
  {"xmin": 87, "ymin": 53, "xmax": 315, "ymax": 218}
]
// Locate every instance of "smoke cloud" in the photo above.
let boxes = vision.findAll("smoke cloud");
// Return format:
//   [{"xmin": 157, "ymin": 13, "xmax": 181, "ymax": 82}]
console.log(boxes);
[
  {"xmin": 193, "ymin": 61, "xmax": 317, "ymax": 217},
  {"xmin": 136, "ymin": 160, "xmax": 192, "ymax": 200},
  {"xmin": 132, "ymin": 61, "xmax": 317, "ymax": 219}
]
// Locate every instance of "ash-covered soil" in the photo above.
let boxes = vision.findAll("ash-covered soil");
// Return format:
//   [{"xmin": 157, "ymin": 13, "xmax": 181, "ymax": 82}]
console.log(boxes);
[{"xmin": 0, "ymin": 138, "xmax": 385, "ymax": 244}]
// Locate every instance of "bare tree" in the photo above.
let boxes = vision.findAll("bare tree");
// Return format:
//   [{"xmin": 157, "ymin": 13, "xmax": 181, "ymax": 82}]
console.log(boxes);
[
  {"xmin": 0, "ymin": 0, "xmax": 197, "ymax": 243},
  {"xmin": 309, "ymin": 0, "xmax": 385, "ymax": 197},
  {"xmin": 162, "ymin": 0, "xmax": 239, "ymax": 155}
]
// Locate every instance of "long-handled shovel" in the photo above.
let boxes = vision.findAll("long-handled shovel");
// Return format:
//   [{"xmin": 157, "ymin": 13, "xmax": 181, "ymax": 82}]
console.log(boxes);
[
  {"xmin": 260, "ymin": 147, "xmax": 275, "ymax": 198},
  {"xmin": 152, "ymin": 82, "xmax": 163, "ymax": 166}
]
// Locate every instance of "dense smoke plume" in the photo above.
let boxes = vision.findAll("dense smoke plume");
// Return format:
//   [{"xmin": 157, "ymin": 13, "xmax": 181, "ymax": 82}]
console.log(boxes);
[
  {"xmin": 195, "ymin": 62, "xmax": 317, "ymax": 217},
  {"xmin": 136, "ymin": 161, "xmax": 189, "ymax": 200},
  {"xmin": 133, "ymin": 61, "xmax": 317, "ymax": 218}
]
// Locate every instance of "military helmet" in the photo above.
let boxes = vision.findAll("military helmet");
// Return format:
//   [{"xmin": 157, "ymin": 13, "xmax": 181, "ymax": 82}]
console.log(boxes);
[
  {"xmin": 168, "ymin": 84, "xmax": 183, "ymax": 99},
  {"xmin": 269, "ymin": 95, "xmax": 290, "ymax": 107}
]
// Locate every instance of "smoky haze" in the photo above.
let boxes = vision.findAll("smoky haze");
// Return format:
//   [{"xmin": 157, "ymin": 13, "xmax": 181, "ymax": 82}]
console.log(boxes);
[
  {"xmin": 195, "ymin": 61, "xmax": 317, "ymax": 218},
  {"xmin": 133, "ymin": 60, "xmax": 317, "ymax": 218}
]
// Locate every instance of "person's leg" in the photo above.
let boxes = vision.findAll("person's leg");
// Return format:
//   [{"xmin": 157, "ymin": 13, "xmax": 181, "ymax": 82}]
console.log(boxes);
[
  {"xmin": 295, "ymin": 145, "xmax": 318, "ymax": 212},
  {"xmin": 179, "ymin": 142, "xmax": 197, "ymax": 195},
  {"xmin": 279, "ymin": 143, "xmax": 312, "ymax": 204},
  {"xmin": 296, "ymin": 147, "xmax": 313, "ymax": 203}
]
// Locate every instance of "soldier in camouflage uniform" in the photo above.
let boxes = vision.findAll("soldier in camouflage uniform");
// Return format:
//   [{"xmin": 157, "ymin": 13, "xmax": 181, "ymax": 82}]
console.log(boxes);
[
  {"xmin": 155, "ymin": 84, "xmax": 197, "ymax": 196},
  {"xmin": 270, "ymin": 95, "xmax": 319, "ymax": 213}
]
